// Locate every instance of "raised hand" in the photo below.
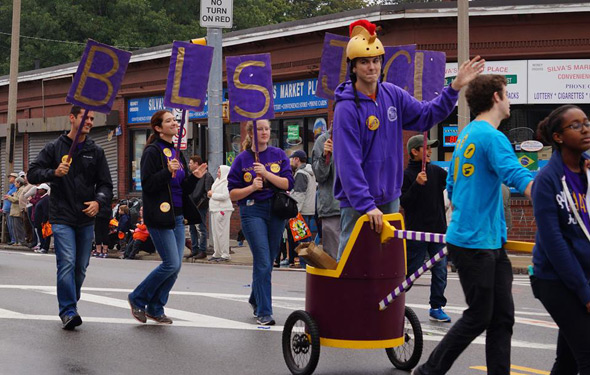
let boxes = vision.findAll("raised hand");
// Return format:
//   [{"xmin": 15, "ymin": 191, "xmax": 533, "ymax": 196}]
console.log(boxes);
[{"xmin": 451, "ymin": 55, "xmax": 485, "ymax": 91}]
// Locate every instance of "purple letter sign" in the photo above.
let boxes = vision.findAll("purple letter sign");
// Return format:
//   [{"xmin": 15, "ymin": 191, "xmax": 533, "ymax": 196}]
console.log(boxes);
[
  {"xmin": 316, "ymin": 33, "xmax": 350, "ymax": 101},
  {"xmin": 164, "ymin": 41, "xmax": 214, "ymax": 112},
  {"xmin": 66, "ymin": 39, "xmax": 131, "ymax": 113},
  {"xmin": 226, "ymin": 53, "xmax": 274, "ymax": 122},
  {"xmin": 383, "ymin": 45, "xmax": 417, "ymax": 95},
  {"xmin": 414, "ymin": 50, "xmax": 446, "ymax": 101}
]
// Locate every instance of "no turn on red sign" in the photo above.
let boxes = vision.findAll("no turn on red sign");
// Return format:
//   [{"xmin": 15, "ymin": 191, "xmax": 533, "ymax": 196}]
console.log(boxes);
[{"xmin": 200, "ymin": 0, "xmax": 233, "ymax": 28}]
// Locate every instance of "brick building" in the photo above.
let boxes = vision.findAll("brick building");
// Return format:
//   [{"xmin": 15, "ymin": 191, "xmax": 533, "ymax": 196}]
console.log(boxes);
[{"xmin": 2, "ymin": 0, "xmax": 590, "ymax": 241}]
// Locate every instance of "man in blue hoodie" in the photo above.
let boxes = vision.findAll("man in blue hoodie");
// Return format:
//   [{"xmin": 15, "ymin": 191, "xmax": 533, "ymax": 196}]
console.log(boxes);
[
  {"xmin": 332, "ymin": 19, "xmax": 484, "ymax": 259},
  {"xmin": 2, "ymin": 173, "xmax": 18, "ymax": 244},
  {"xmin": 413, "ymin": 75, "xmax": 534, "ymax": 375}
]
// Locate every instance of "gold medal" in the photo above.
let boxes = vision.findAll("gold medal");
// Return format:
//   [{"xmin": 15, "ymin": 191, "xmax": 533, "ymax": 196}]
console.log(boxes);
[
  {"xmin": 270, "ymin": 163, "xmax": 280, "ymax": 173},
  {"xmin": 366, "ymin": 115, "xmax": 380, "ymax": 131},
  {"xmin": 160, "ymin": 202, "xmax": 171, "ymax": 212},
  {"xmin": 244, "ymin": 172, "xmax": 252, "ymax": 183},
  {"xmin": 163, "ymin": 148, "xmax": 173, "ymax": 158}
]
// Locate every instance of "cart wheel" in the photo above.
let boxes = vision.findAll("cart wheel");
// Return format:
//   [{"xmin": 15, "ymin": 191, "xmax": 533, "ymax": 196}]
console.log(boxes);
[
  {"xmin": 385, "ymin": 306, "xmax": 423, "ymax": 371},
  {"xmin": 282, "ymin": 310, "xmax": 320, "ymax": 375}
]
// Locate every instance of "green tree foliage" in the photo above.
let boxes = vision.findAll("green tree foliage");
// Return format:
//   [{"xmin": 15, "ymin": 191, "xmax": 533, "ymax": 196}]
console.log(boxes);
[{"xmin": 1, "ymin": 0, "xmax": 373, "ymax": 75}]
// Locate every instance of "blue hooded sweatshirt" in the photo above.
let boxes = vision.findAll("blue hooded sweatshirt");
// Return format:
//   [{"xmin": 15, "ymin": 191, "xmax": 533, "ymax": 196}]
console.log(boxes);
[
  {"xmin": 532, "ymin": 150, "xmax": 590, "ymax": 306},
  {"xmin": 333, "ymin": 81, "xmax": 459, "ymax": 213}
]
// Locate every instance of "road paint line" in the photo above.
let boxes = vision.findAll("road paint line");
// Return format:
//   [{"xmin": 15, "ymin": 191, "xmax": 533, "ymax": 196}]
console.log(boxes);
[
  {"xmin": 511, "ymin": 365, "xmax": 550, "ymax": 374},
  {"xmin": 471, "ymin": 366, "xmax": 550, "ymax": 374},
  {"xmin": 0, "ymin": 307, "xmax": 284, "ymax": 331}
]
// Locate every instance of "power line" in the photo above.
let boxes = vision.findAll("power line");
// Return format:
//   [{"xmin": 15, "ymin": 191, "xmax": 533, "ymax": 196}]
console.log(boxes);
[{"xmin": 0, "ymin": 31, "xmax": 145, "ymax": 50}]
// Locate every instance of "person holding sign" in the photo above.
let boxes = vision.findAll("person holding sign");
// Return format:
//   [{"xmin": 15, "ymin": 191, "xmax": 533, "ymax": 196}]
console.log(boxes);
[
  {"xmin": 228, "ymin": 120, "xmax": 294, "ymax": 326},
  {"xmin": 28, "ymin": 105, "xmax": 113, "ymax": 330},
  {"xmin": 127, "ymin": 110, "xmax": 207, "ymax": 325},
  {"xmin": 531, "ymin": 105, "xmax": 590, "ymax": 374},
  {"xmin": 332, "ymin": 19, "xmax": 485, "ymax": 259}
]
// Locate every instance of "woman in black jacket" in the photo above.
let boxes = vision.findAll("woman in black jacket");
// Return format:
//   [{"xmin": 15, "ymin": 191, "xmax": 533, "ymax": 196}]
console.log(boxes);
[{"xmin": 128, "ymin": 110, "xmax": 206, "ymax": 324}]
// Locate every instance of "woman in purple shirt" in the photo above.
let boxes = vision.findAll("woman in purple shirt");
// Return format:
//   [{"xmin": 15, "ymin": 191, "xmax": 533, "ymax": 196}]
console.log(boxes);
[
  {"xmin": 128, "ymin": 110, "xmax": 207, "ymax": 324},
  {"xmin": 228, "ymin": 120, "xmax": 294, "ymax": 325}
]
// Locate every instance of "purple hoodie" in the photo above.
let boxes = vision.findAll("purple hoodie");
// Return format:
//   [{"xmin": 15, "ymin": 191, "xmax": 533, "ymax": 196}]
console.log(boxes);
[{"xmin": 333, "ymin": 81, "xmax": 459, "ymax": 213}]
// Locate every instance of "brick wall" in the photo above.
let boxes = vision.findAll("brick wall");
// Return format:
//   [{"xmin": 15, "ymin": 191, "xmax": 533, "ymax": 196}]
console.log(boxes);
[{"xmin": 507, "ymin": 198, "xmax": 536, "ymax": 242}]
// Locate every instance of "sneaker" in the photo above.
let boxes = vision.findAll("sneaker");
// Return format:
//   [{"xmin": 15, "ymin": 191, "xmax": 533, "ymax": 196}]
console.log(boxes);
[
  {"xmin": 218, "ymin": 257, "xmax": 230, "ymax": 262},
  {"xmin": 146, "ymin": 313, "xmax": 173, "ymax": 324},
  {"xmin": 33, "ymin": 248, "xmax": 43, "ymax": 253},
  {"xmin": 100, "ymin": 253, "xmax": 108, "ymax": 258},
  {"xmin": 128, "ymin": 295, "xmax": 147, "ymax": 323},
  {"xmin": 40, "ymin": 249, "xmax": 48, "ymax": 254},
  {"xmin": 429, "ymin": 307, "xmax": 451, "ymax": 322},
  {"xmin": 208, "ymin": 257, "xmax": 221, "ymax": 262},
  {"xmin": 194, "ymin": 252, "xmax": 207, "ymax": 260},
  {"xmin": 257, "ymin": 315, "xmax": 275, "ymax": 326},
  {"xmin": 60, "ymin": 313, "xmax": 82, "ymax": 330},
  {"xmin": 279, "ymin": 259, "xmax": 289, "ymax": 266},
  {"xmin": 237, "ymin": 241, "xmax": 244, "ymax": 247}
]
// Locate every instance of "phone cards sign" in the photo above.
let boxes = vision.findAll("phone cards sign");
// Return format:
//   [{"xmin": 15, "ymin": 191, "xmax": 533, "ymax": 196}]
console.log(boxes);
[
  {"xmin": 200, "ymin": 0, "xmax": 233, "ymax": 28},
  {"xmin": 528, "ymin": 59, "xmax": 590, "ymax": 104}
]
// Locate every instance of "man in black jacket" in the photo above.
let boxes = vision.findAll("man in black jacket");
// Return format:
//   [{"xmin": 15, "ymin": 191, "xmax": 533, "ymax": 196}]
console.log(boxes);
[
  {"xmin": 28, "ymin": 105, "xmax": 113, "ymax": 330},
  {"xmin": 401, "ymin": 134, "xmax": 451, "ymax": 323},
  {"xmin": 186, "ymin": 155, "xmax": 213, "ymax": 259}
]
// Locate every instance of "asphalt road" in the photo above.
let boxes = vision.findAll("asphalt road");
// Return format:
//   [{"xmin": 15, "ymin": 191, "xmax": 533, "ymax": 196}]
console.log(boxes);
[{"xmin": 0, "ymin": 249, "xmax": 557, "ymax": 375}]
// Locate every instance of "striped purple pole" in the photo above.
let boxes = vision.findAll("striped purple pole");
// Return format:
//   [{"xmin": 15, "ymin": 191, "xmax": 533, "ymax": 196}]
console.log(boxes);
[{"xmin": 378, "ymin": 228, "xmax": 447, "ymax": 311}]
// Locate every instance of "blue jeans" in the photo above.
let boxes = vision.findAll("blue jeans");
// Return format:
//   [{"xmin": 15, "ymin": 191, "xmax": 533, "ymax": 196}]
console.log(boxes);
[
  {"xmin": 406, "ymin": 240, "xmax": 448, "ymax": 308},
  {"xmin": 129, "ymin": 215, "xmax": 185, "ymax": 316},
  {"xmin": 189, "ymin": 207, "xmax": 208, "ymax": 254},
  {"xmin": 5, "ymin": 213, "xmax": 15, "ymax": 243},
  {"xmin": 53, "ymin": 224, "xmax": 95, "ymax": 317},
  {"xmin": 239, "ymin": 200, "xmax": 286, "ymax": 317},
  {"xmin": 337, "ymin": 199, "xmax": 400, "ymax": 261}
]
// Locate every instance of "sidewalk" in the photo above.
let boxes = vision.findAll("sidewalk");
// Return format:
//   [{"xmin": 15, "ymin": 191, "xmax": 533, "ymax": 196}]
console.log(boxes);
[{"xmin": 0, "ymin": 241, "xmax": 533, "ymax": 274}]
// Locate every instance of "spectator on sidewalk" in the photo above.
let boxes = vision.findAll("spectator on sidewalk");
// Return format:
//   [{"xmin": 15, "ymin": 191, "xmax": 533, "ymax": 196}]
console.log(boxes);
[
  {"xmin": 228, "ymin": 119, "xmax": 294, "ymax": 326},
  {"xmin": 93, "ymin": 199, "xmax": 112, "ymax": 259},
  {"xmin": 287, "ymin": 150, "xmax": 316, "ymax": 267},
  {"xmin": 413, "ymin": 75, "xmax": 533, "ymax": 375},
  {"xmin": 5, "ymin": 177, "xmax": 27, "ymax": 246},
  {"xmin": 122, "ymin": 207, "xmax": 155, "ymax": 259},
  {"xmin": 2, "ymin": 173, "xmax": 18, "ymax": 245},
  {"xmin": 531, "ymin": 104, "xmax": 590, "ymax": 374},
  {"xmin": 311, "ymin": 127, "xmax": 340, "ymax": 259},
  {"xmin": 186, "ymin": 155, "xmax": 213, "ymax": 260},
  {"xmin": 207, "ymin": 165, "xmax": 234, "ymax": 262},
  {"xmin": 18, "ymin": 172, "xmax": 35, "ymax": 246},
  {"xmin": 28, "ymin": 105, "xmax": 113, "ymax": 330},
  {"xmin": 401, "ymin": 135, "xmax": 450, "ymax": 323},
  {"xmin": 32, "ymin": 184, "xmax": 51, "ymax": 254}
]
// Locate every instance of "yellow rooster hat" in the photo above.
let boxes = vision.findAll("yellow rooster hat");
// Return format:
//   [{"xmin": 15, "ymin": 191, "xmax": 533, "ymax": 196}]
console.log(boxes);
[{"xmin": 346, "ymin": 19, "xmax": 384, "ymax": 60}]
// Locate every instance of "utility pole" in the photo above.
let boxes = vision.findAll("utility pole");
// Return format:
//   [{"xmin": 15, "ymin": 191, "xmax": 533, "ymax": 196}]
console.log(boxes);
[
  {"xmin": 457, "ymin": 0, "xmax": 470, "ymax": 131},
  {"xmin": 207, "ymin": 27, "xmax": 223, "ymax": 176},
  {"xmin": 6, "ymin": 0, "xmax": 21, "ymax": 181},
  {"xmin": 4, "ymin": 0, "xmax": 21, "ymax": 242}
]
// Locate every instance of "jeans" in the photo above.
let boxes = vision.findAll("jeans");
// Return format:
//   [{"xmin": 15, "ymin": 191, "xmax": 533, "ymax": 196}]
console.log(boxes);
[
  {"xmin": 239, "ymin": 200, "xmax": 286, "ymax": 317},
  {"xmin": 406, "ymin": 241, "xmax": 448, "ymax": 308},
  {"xmin": 129, "ymin": 215, "xmax": 185, "ymax": 316},
  {"xmin": 419, "ymin": 244, "xmax": 514, "ymax": 375},
  {"xmin": 531, "ymin": 277, "xmax": 590, "ymax": 374},
  {"xmin": 337, "ymin": 199, "xmax": 399, "ymax": 261},
  {"xmin": 6, "ymin": 213, "xmax": 15, "ymax": 243},
  {"xmin": 53, "ymin": 224, "xmax": 95, "ymax": 317},
  {"xmin": 189, "ymin": 207, "xmax": 208, "ymax": 255}
]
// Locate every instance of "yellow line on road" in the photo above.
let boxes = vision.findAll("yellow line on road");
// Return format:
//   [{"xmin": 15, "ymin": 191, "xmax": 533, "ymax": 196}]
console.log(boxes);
[{"xmin": 470, "ymin": 365, "xmax": 549, "ymax": 375}]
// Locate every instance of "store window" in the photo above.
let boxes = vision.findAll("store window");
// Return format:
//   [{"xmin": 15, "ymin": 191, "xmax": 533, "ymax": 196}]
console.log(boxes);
[
  {"xmin": 282, "ymin": 119, "xmax": 304, "ymax": 157},
  {"xmin": 308, "ymin": 117, "xmax": 328, "ymax": 154},
  {"xmin": 130, "ymin": 129, "xmax": 150, "ymax": 191}
]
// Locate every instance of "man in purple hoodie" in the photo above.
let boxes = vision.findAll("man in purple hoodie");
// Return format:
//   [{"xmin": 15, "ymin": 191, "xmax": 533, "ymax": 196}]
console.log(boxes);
[{"xmin": 333, "ymin": 19, "xmax": 484, "ymax": 259}]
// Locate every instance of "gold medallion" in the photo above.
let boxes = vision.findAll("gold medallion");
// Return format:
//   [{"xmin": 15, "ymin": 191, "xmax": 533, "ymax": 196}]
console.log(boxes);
[
  {"xmin": 270, "ymin": 163, "xmax": 280, "ymax": 173},
  {"xmin": 163, "ymin": 148, "xmax": 173, "ymax": 158},
  {"xmin": 160, "ymin": 202, "xmax": 171, "ymax": 212},
  {"xmin": 61, "ymin": 155, "xmax": 72, "ymax": 164},
  {"xmin": 462, "ymin": 163, "xmax": 475, "ymax": 177},
  {"xmin": 244, "ymin": 172, "xmax": 253, "ymax": 183},
  {"xmin": 366, "ymin": 115, "xmax": 380, "ymax": 131},
  {"xmin": 463, "ymin": 144, "xmax": 476, "ymax": 159}
]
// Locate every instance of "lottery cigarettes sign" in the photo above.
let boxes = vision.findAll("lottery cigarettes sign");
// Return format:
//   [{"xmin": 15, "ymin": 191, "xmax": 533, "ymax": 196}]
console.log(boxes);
[
  {"xmin": 445, "ymin": 60, "xmax": 527, "ymax": 104},
  {"xmin": 528, "ymin": 59, "xmax": 590, "ymax": 104}
]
